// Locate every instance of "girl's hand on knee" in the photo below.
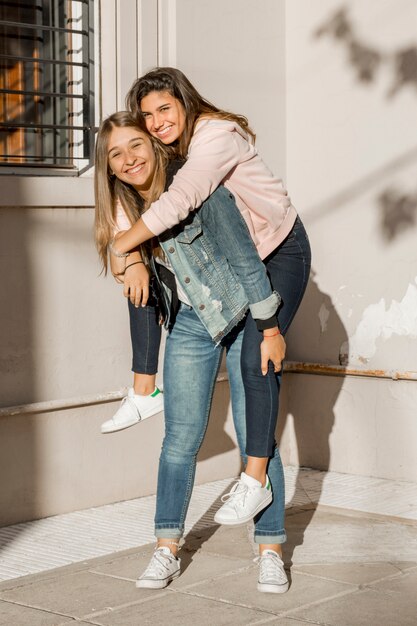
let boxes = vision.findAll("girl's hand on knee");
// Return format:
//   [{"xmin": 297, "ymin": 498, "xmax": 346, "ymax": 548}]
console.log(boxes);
[{"xmin": 260, "ymin": 331, "xmax": 286, "ymax": 375}]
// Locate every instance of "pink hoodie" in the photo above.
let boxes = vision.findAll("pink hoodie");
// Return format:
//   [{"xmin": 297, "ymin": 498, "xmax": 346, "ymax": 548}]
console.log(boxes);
[{"xmin": 141, "ymin": 118, "xmax": 297, "ymax": 260}]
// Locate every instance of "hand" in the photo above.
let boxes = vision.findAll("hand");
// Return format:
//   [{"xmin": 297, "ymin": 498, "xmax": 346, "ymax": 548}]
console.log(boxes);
[
  {"xmin": 260, "ymin": 332, "xmax": 286, "ymax": 375},
  {"xmin": 123, "ymin": 262, "xmax": 150, "ymax": 307}
]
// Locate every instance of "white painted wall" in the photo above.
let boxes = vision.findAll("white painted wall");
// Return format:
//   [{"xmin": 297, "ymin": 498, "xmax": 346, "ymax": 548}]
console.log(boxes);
[
  {"xmin": 0, "ymin": 0, "xmax": 287, "ymax": 525},
  {"xmin": 159, "ymin": 0, "xmax": 286, "ymax": 177},
  {"xmin": 1, "ymin": 0, "xmax": 415, "ymax": 526},
  {"xmin": 283, "ymin": 0, "xmax": 417, "ymax": 481}
]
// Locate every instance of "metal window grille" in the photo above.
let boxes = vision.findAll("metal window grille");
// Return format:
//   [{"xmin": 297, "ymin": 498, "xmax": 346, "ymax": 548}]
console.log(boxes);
[{"xmin": 0, "ymin": 0, "xmax": 94, "ymax": 172}]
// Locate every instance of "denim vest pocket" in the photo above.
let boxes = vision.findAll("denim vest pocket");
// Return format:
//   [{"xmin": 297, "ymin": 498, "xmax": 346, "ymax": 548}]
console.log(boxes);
[{"xmin": 176, "ymin": 221, "xmax": 203, "ymax": 244}]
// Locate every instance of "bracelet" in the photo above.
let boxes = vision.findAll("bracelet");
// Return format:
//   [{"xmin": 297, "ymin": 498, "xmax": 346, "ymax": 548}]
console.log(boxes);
[
  {"xmin": 109, "ymin": 238, "xmax": 130, "ymax": 258},
  {"xmin": 263, "ymin": 329, "xmax": 281, "ymax": 338},
  {"xmin": 125, "ymin": 261, "xmax": 145, "ymax": 271}
]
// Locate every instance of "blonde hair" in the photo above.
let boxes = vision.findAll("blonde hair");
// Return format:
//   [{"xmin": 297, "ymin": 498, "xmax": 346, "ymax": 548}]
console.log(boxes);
[
  {"xmin": 126, "ymin": 67, "xmax": 256, "ymax": 158},
  {"xmin": 94, "ymin": 111, "xmax": 170, "ymax": 272}
]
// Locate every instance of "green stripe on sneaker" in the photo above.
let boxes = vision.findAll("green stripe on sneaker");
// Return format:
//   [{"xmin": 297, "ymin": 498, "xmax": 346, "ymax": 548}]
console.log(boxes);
[
  {"xmin": 151, "ymin": 387, "xmax": 161, "ymax": 397},
  {"xmin": 265, "ymin": 476, "xmax": 271, "ymax": 491}
]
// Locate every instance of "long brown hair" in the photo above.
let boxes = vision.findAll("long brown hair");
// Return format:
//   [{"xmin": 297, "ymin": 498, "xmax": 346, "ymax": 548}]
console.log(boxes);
[
  {"xmin": 126, "ymin": 67, "xmax": 256, "ymax": 158},
  {"xmin": 94, "ymin": 111, "xmax": 169, "ymax": 272}
]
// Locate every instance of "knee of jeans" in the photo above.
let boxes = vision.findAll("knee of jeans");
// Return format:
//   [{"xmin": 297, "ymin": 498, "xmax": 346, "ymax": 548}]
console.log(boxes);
[{"xmin": 162, "ymin": 429, "xmax": 201, "ymax": 462}]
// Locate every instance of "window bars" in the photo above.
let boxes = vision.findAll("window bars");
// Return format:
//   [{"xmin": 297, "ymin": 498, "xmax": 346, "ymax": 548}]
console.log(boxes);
[{"xmin": 0, "ymin": 0, "xmax": 94, "ymax": 171}]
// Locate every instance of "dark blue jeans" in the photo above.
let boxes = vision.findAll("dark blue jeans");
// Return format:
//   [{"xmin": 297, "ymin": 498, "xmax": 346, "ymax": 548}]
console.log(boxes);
[
  {"xmin": 128, "ymin": 295, "xmax": 161, "ymax": 375},
  {"xmin": 241, "ymin": 216, "xmax": 312, "ymax": 457}
]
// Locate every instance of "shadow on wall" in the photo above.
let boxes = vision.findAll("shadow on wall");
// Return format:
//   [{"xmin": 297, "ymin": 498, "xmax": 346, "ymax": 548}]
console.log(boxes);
[
  {"xmin": 378, "ymin": 187, "xmax": 417, "ymax": 241},
  {"xmin": 314, "ymin": 5, "xmax": 417, "ymax": 98},
  {"xmin": 277, "ymin": 270, "xmax": 349, "ymax": 566},
  {"xmin": 314, "ymin": 5, "xmax": 417, "ymax": 244}
]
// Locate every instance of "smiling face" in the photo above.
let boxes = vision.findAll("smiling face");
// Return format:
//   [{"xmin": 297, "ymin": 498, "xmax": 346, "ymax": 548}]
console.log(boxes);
[
  {"xmin": 140, "ymin": 90, "xmax": 186, "ymax": 144},
  {"xmin": 107, "ymin": 126, "xmax": 156, "ymax": 196}
]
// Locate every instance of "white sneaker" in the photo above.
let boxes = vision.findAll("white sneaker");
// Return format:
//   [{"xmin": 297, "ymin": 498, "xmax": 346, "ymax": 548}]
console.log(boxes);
[
  {"xmin": 136, "ymin": 547, "xmax": 181, "ymax": 589},
  {"xmin": 100, "ymin": 387, "xmax": 163, "ymax": 434},
  {"xmin": 256, "ymin": 549, "xmax": 289, "ymax": 593},
  {"xmin": 213, "ymin": 472, "xmax": 273, "ymax": 525}
]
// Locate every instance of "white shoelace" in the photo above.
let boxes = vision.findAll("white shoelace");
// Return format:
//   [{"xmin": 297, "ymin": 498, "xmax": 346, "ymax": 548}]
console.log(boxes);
[
  {"xmin": 255, "ymin": 552, "xmax": 287, "ymax": 584},
  {"xmin": 142, "ymin": 549, "xmax": 177, "ymax": 578},
  {"xmin": 220, "ymin": 480, "xmax": 248, "ymax": 506},
  {"xmin": 115, "ymin": 396, "xmax": 140, "ymax": 419}
]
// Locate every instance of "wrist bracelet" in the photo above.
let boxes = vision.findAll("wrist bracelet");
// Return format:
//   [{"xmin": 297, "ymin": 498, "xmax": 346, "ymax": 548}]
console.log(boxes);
[
  {"xmin": 109, "ymin": 238, "xmax": 130, "ymax": 258},
  {"xmin": 125, "ymin": 261, "xmax": 145, "ymax": 271},
  {"xmin": 263, "ymin": 329, "xmax": 281, "ymax": 338}
]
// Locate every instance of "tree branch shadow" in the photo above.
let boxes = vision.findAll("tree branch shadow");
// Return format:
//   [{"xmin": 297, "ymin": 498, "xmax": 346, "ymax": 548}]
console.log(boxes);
[{"xmin": 314, "ymin": 5, "xmax": 417, "ymax": 98}]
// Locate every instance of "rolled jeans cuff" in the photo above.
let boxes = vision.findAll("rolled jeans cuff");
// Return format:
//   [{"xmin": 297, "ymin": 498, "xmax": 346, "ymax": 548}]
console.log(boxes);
[
  {"xmin": 254, "ymin": 529, "xmax": 287, "ymax": 545},
  {"xmin": 155, "ymin": 526, "xmax": 183, "ymax": 540}
]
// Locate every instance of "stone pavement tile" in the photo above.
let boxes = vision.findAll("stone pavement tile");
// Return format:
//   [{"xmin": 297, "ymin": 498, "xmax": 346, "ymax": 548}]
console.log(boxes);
[
  {"xmin": 0, "ymin": 599, "xmax": 73, "ymax": 626},
  {"xmin": 171, "ymin": 551, "xmax": 251, "ymax": 589},
  {"xmin": 250, "ymin": 615, "xmax": 318, "ymax": 626},
  {"xmin": 183, "ymin": 524, "xmax": 255, "ymax": 560},
  {"xmin": 88, "ymin": 543, "xmax": 154, "ymax": 579},
  {"xmin": 91, "ymin": 545, "xmax": 251, "ymax": 590},
  {"xmin": 284, "ymin": 506, "xmax": 417, "ymax": 565},
  {"xmin": 391, "ymin": 561, "xmax": 417, "ymax": 573},
  {"xmin": 292, "ymin": 581, "xmax": 416, "ymax": 626},
  {"xmin": 182, "ymin": 566, "xmax": 353, "ymax": 615},
  {"xmin": 293, "ymin": 561, "xmax": 407, "ymax": 585},
  {"xmin": 0, "ymin": 570, "xmax": 147, "ymax": 619},
  {"xmin": 369, "ymin": 565, "xmax": 417, "ymax": 596},
  {"xmin": 91, "ymin": 591, "xmax": 273, "ymax": 626}
]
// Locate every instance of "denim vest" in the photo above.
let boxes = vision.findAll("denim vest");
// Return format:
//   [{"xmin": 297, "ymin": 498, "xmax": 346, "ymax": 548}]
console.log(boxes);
[{"xmin": 155, "ymin": 186, "xmax": 280, "ymax": 344}]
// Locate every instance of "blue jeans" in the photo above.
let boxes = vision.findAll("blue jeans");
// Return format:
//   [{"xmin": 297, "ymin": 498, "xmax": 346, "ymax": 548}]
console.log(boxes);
[
  {"xmin": 155, "ymin": 303, "xmax": 287, "ymax": 544},
  {"xmin": 242, "ymin": 216, "xmax": 312, "ymax": 456},
  {"xmin": 155, "ymin": 217, "xmax": 311, "ymax": 545}
]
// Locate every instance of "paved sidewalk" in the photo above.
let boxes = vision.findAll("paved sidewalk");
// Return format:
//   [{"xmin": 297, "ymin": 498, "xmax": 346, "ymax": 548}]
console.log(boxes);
[{"xmin": 1, "ymin": 502, "xmax": 416, "ymax": 625}]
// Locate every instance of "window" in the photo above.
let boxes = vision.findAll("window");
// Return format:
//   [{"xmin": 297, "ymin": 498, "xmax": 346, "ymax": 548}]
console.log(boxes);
[{"xmin": 0, "ymin": 0, "xmax": 94, "ymax": 174}]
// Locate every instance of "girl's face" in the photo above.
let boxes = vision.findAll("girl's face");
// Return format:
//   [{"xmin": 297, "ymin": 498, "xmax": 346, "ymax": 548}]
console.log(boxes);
[
  {"xmin": 140, "ymin": 90, "xmax": 186, "ymax": 144},
  {"xmin": 107, "ymin": 126, "xmax": 156, "ymax": 195}
]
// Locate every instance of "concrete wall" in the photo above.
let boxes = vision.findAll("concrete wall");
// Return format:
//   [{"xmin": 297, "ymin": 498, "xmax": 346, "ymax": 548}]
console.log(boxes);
[
  {"xmin": 1, "ymin": 0, "xmax": 415, "ymax": 528},
  {"xmin": 281, "ymin": 0, "xmax": 417, "ymax": 482},
  {"xmin": 0, "ymin": 0, "xmax": 286, "ymax": 526}
]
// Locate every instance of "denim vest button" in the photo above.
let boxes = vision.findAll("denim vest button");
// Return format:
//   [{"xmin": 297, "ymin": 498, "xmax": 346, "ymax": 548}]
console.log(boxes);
[
  {"xmin": 199, "ymin": 304, "xmax": 205, "ymax": 310},
  {"xmin": 184, "ymin": 277, "xmax": 190, "ymax": 283},
  {"xmin": 168, "ymin": 247, "xmax": 175, "ymax": 253}
]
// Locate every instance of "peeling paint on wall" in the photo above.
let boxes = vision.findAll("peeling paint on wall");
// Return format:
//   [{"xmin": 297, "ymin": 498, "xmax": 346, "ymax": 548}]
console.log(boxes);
[
  {"xmin": 341, "ymin": 278, "xmax": 417, "ymax": 364},
  {"xmin": 318, "ymin": 303, "xmax": 330, "ymax": 332}
]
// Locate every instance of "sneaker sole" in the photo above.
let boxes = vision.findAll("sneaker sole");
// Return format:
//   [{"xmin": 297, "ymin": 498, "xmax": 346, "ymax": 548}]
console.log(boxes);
[
  {"xmin": 257, "ymin": 581, "xmax": 289, "ymax": 594},
  {"xmin": 214, "ymin": 492, "xmax": 273, "ymax": 525},
  {"xmin": 136, "ymin": 568, "xmax": 180, "ymax": 589},
  {"xmin": 100, "ymin": 402, "xmax": 164, "ymax": 434},
  {"xmin": 100, "ymin": 417, "xmax": 139, "ymax": 434}
]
